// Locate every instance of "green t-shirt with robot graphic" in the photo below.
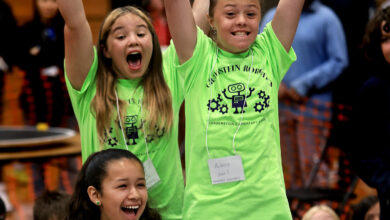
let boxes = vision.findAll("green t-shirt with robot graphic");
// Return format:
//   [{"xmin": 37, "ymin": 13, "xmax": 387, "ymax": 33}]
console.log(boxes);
[
  {"xmin": 65, "ymin": 47, "xmax": 184, "ymax": 220},
  {"xmin": 167, "ymin": 23, "xmax": 296, "ymax": 219}
]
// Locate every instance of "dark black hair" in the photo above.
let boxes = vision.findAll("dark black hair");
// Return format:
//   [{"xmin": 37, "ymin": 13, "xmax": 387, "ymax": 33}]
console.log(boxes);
[
  {"xmin": 33, "ymin": 190, "xmax": 70, "ymax": 220},
  {"xmin": 349, "ymin": 195, "xmax": 379, "ymax": 220},
  {"xmin": 361, "ymin": 6, "xmax": 390, "ymax": 64}
]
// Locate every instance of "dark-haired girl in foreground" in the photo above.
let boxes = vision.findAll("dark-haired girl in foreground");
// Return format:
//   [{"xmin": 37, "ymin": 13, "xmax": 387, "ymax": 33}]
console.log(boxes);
[{"xmin": 68, "ymin": 148, "xmax": 161, "ymax": 220}]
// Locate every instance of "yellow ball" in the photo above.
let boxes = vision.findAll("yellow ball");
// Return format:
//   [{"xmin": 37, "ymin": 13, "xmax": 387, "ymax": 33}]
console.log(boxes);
[{"xmin": 36, "ymin": 122, "xmax": 49, "ymax": 131}]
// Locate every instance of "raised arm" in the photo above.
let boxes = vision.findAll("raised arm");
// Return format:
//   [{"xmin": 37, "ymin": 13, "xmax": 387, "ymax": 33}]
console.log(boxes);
[
  {"xmin": 271, "ymin": 0, "xmax": 304, "ymax": 52},
  {"xmin": 193, "ymin": 0, "xmax": 210, "ymax": 35},
  {"xmin": 164, "ymin": 0, "xmax": 197, "ymax": 64},
  {"xmin": 57, "ymin": 0, "xmax": 94, "ymax": 90}
]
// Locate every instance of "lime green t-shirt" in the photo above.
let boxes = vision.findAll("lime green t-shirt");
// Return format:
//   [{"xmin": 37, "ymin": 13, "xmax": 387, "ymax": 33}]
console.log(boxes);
[
  {"xmin": 65, "ymin": 47, "xmax": 184, "ymax": 220},
  {"xmin": 169, "ymin": 23, "xmax": 296, "ymax": 219}
]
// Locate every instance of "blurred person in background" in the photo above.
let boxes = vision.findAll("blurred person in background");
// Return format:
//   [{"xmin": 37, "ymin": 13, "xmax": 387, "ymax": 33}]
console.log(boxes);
[
  {"xmin": 260, "ymin": 0, "xmax": 348, "ymax": 189},
  {"xmin": 33, "ymin": 190, "xmax": 70, "ymax": 220},
  {"xmin": 17, "ymin": 0, "xmax": 74, "ymax": 128},
  {"xmin": 348, "ymin": 196, "xmax": 380, "ymax": 220},
  {"xmin": 302, "ymin": 205, "xmax": 340, "ymax": 220},
  {"xmin": 349, "ymin": 2, "xmax": 390, "ymax": 219},
  {"xmin": 0, "ymin": 0, "xmax": 18, "ymax": 124}
]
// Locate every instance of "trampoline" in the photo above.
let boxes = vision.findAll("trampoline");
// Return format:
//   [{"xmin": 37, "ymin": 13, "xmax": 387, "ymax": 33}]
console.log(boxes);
[
  {"xmin": 0, "ymin": 126, "xmax": 80, "ymax": 160},
  {"xmin": 0, "ymin": 126, "xmax": 76, "ymax": 148}
]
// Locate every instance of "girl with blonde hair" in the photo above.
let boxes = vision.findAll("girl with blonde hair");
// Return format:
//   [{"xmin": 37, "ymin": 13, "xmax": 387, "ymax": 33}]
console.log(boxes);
[
  {"xmin": 302, "ymin": 205, "xmax": 339, "ymax": 220},
  {"xmin": 57, "ymin": 0, "xmax": 188, "ymax": 218}
]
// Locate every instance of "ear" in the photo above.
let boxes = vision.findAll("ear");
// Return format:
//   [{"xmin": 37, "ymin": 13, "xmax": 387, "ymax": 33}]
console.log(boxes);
[
  {"xmin": 87, "ymin": 186, "xmax": 101, "ymax": 206},
  {"xmin": 102, "ymin": 46, "xmax": 112, "ymax": 59},
  {"xmin": 207, "ymin": 14, "xmax": 214, "ymax": 29}
]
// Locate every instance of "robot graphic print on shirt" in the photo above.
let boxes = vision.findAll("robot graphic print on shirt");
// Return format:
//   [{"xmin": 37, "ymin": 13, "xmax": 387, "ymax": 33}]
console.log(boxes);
[
  {"xmin": 125, "ymin": 115, "xmax": 142, "ymax": 145},
  {"xmin": 222, "ymin": 83, "xmax": 255, "ymax": 114},
  {"xmin": 207, "ymin": 82, "xmax": 270, "ymax": 115},
  {"xmin": 103, "ymin": 113, "xmax": 166, "ymax": 147}
]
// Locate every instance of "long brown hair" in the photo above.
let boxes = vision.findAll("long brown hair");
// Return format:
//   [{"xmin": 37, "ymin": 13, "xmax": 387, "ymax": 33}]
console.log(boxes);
[{"xmin": 92, "ymin": 6, "xmax": 172, "ymax": 144}]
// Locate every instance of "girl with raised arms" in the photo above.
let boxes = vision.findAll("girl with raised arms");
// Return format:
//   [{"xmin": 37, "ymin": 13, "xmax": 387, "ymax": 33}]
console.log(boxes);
[
  {"xmin": 164, "ymin": 0, "xmax": 304, "ymax": 219},
  {"xmin": 56, "ymin": 0, "xmax": 197, "ymax": 218}
]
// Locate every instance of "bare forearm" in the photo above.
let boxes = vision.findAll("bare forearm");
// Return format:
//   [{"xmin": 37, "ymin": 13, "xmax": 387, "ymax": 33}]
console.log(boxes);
[
  {"xmin": 164, "ymin": 0, "xmax": 197, "ymax": 64},
  {"xmin": 58, "ymin": 0, "xmax": 93, "ymax": 90},
  {"xmin": 57, "ymin": 0, "xmax": 88, "ymax": 29},
  {"xmin": 271, "ymin": 0, "xmax": 304, "ymax": 51},
  {"xmin": 193, "ymin": 0, "xmax": 210, "ymax": 34}
]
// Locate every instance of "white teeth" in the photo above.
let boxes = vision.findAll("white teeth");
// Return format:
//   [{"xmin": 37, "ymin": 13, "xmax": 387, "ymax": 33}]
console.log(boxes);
[
  {"xmin": 130, "ymin": 52, "xmax": 140, "ymax": 55},
  {"xmin": 124, "ymin": 205, "xmax": 139, "ymax": 209},
  {"xmin": 235, "ymin": 32, "xmax": 246, "ymax": 36}
]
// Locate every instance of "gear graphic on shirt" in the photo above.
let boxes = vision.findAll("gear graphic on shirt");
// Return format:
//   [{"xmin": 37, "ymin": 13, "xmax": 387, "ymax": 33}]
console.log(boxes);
[
  {"xmin": 219, "ymin": 104, "xmax": 228, "ymax": 114},
  {"xmin": 254, "ymin": 102, "xmax": 265, "ymax": 113},
  {"xmin": 108, "ymin": 137, "xmax": 118, "ymax": 147},
  {"xmin": 207, "ymin": 98, "xmax": 221, "ymax": 112},
  {"xmin": 258, "ymin": 90, "xmax": 267, "ymax": 99},
  {"xmin": 103, "ymin": 127, "xmax": 114, "ymax": 142},
  {"xmin": 145, "ymin": 134, "xmax": 154, "ymax": 143},
  {"xmin": 217, "ymin": 93, "xmax": 223, "ymax": 102},
  {"xmin": 263, "ymin": 95, "xmax": 270, "ymax": 108}
]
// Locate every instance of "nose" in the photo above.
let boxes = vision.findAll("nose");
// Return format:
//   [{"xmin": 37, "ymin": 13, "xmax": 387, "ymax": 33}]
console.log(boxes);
[
  {"xmin": 128, "ymin": 33, "xmax": 140, "ymax": 47},
  {"xmin": 236, "ymin": 13, "xmax": 247, "ymax": 26},
  {"xmin": 127, "ymin": 186, "xmax": 141, "ymax": 200}
]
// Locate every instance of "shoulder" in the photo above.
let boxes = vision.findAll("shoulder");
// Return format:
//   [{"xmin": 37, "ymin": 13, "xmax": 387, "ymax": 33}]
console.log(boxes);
[
  {"xmin": 358, "ymin": 76, "xmax": 389, "ymax": 98},
  {"xmin": 364, "ymin": 76, "xmax": 389, "ymax": 88}
]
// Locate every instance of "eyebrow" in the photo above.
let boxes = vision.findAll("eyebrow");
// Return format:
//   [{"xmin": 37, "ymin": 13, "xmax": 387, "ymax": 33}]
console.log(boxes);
[
  {"xmin": 111, "ymin": 24, "xmax": 148, "ymax": 34},
  {"xmin": 115, "ymin": 177, "xmax": 146, "ymax": 182},
  {"xmin": 136, "ymin": 24, "xmax": 148, "ymax": 29},
  {"xmin": 224, "ymin": 4, "xmax": 259, "ymax": 9},
  {"xmin": 111, "ymin": 26, "xmax": 124, "ymax": 34}
]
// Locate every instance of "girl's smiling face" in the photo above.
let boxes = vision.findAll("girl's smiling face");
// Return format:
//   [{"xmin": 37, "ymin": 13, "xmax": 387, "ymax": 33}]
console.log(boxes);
[
  {"xmin": 209, "ymin": 0, "xmax": 261, "ymax": 54},
  {"xmin": 96, "ymin": 158, "xmax": 148, "ymax": 220},
  {"xmin": 104, "ymin": 13, "xmax": 153, "ymax": 79}
]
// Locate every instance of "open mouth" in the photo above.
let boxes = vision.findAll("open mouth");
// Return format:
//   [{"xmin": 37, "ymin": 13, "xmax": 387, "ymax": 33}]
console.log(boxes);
[
  {"xmin": 232, "ymin": 31, "xmax": 250, "ymax": 36},
  {"xmin": 121, "ymin": 205, "xmax": 139, "ymax": 216},
  {"xmin": 127, "ymin": 52, "xmax": 142, "ymax": 70}
]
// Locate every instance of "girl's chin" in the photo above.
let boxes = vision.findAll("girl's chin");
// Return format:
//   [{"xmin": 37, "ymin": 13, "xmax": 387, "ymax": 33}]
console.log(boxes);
[{"xmin": 118, "ymin": 70, "xmax": 146, "ymax": 79}]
